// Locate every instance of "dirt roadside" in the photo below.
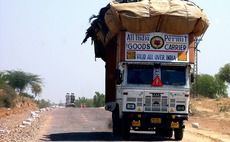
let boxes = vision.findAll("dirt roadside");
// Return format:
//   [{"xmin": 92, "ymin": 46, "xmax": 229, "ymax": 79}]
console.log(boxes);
[
  {"xmin": 0, "ymin": 97, "xmax": 38, "ymax": 118},
  {"xmin": 184, "ymin": 98, "xmax": 230, "ymax": 142}
]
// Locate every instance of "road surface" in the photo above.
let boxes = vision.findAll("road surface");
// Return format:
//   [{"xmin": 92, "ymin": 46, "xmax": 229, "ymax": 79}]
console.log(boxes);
[{"xmin": 36, "ymin": 107, "xmax": 220, "ymax": 142}]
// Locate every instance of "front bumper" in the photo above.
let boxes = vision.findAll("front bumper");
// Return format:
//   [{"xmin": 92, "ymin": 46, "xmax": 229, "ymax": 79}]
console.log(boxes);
[{"xmin": 123, "ymin": 112, "xmax": 188, "ymax": 130}]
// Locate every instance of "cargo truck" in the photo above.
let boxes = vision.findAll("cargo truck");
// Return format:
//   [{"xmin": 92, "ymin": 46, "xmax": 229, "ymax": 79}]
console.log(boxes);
[
  {"xmin": 82, "ymin": 0, "xmax": 209, "ymax": 140},
  {"xmin": 104, "ymin": 31, "xmax": 195, "ymax": 140},
  {"xmin": 65, "ymin": 93, "xmax": 76, "ymax": 107}
]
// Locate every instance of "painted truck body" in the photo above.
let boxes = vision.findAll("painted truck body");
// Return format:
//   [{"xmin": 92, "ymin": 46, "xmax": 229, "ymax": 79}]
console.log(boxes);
[{"xmin": 105, "ymin": 31, "xmax": 195, "ymax": 140}]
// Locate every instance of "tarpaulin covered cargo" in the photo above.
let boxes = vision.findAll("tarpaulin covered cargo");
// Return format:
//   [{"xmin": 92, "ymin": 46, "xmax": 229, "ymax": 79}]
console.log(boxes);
[
  {"xmin": 105, "ymin": 0, "xmax": 209, "ymax": 41},
  {"xmin": 82, "ymin": 0, "xmax": 209, "ymax": 59}
]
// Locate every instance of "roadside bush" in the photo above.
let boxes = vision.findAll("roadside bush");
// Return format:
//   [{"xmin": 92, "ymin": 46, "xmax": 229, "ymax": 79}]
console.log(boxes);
[
  {"xmin": 0, "ymin": 85, "xmax": 17, "ymax": 108},
  {"xmin": 35, "ymin": 99, "xmax": 51, "ymax": 108},
  {"xmin": 20, "ymin": 93, "xmax": 35, "ymax": 99},
  {"xmin": 219, "ymin": 106, "xmax": 229, "ymax": 112},
  {"xmin": 0, "ymin": 93, "xmax": 6, "ymax": 107},
  {"xmin": 75, "ymin": 97, "xmax": 93, "ymax": 108}
]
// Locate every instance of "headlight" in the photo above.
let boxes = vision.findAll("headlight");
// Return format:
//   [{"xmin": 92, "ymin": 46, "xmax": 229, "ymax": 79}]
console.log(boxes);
[
  {"xmin": 126, "ymin": 103, "xmax": 135, "ymax": 110},
  {"xmin": 176, "ymin": 105, "xmax": 185, "ymax": 111}
]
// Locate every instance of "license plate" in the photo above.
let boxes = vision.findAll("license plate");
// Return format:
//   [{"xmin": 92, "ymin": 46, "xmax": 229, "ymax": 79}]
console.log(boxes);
[
  {"xmin": 132, "ymin": 120, "xmax": 141, "ymax": 127},
  {"xmin": 171, "ymin": 122, "xmax": 179, "ymax": 128},
  {"xmin": 151, "ymin": 118, "xmax": 161, "ymax": 124}
]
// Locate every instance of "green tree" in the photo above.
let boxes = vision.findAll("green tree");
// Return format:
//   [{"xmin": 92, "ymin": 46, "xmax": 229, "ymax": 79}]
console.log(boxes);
[
  {"xmin": 93, "ymin": 92, "xmax": 105, "ymax": 107},
  {"xmin": 75, "ymin": 97, "xmax": 93, "ymax": 107},
  {"xmin": 35, "ymin": 99, "xmax": 51, "ymax": 108},
  {"xmin": 31, "ymin": 83, "xmax": 42, "ymax": 98},
  {"xmin": 75, "ymin": 97, "xmax": 86, "ymax": 107},
  {"xmin": 218, "ymin": 63, "xmax": 230, "ymax": 83},
  {"xmin": 191, "ymin": 73, "xmax": 228, "ymax": 98},
  {"xmin": 192, "ymin": 74, "xmax": 218, "ymax": 98},
  {"xmin": 85, "ymin": 99, "xmax": 93, "ymax": 107},
  {"xmin": 4, "ymin": 70, "xmax": 43, "ymax": 96},
  {"xmin": 0, "ymin": 72, "xmax": 7, "ymax": 88},
  {"xmin": 214, "ymin": 74, "xmax": 228, "ymax": 97}
]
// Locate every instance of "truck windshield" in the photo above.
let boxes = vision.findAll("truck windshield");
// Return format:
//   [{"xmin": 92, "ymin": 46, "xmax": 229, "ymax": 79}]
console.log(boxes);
[
  {"xmin": 161, "ymin": 66, "xmax": 186, "ymax": 85},
  {"xmin": 127, "ymin": 65, "xmax": 153, "ymax": 84},
  {"xmin": 127, "ymin": 64, "xmax": 186, "ymax": 86}
]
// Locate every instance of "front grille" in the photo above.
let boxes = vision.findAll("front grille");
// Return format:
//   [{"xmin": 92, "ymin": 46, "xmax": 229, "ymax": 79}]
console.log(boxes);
[
  {"xmin": 170, "ymin": 99, "xmax": 175, "ymax": 107},
  {"xmin": 127, "ymin": 97, "xmax": 143, "ymax": 106},
  {"xmin": 127, "ymin": 97, "xmax": 136, "ymax": 102},
  {"xmin": 177, "ymin": 100, "xmax": 186, "ymax": 104},
  {"xmin": 137, "ymin": 98, "xmax": 143, "ymax": 106},
  {"xmin": 144, "ymin": 94, "xmax": 168, "ymax": 112}
]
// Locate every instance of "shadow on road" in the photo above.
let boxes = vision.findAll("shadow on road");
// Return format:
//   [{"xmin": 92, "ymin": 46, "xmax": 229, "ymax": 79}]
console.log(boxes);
[{"xmin": 39, "ymin": 132, "xmax": 176, "ymax": 141}]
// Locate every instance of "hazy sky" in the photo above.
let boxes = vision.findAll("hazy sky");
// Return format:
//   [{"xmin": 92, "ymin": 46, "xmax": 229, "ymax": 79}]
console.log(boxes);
[{"xmin": 0, "ymin": 0, "xmax": 229, "ymax": 103}]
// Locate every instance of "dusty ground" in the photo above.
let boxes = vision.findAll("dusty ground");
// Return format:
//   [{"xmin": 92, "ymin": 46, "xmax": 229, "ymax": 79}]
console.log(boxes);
[
  {"xmin": 184, "ymin": 97, "xmax": 230, "ymax": 142},
  {"xmin": 0, "ymin": 97, "xmax": 44, "ymax": 142}
]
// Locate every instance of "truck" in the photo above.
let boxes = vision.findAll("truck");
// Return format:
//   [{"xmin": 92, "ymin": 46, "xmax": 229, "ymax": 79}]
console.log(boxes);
[
  {"xmin": 65, "ymin": 93, "xmax": 76, "ymax": 107},
  {"xmin": 104, "ymin": 31, "xmax": 194, "ymax": 140},
  {"xmin": 82, "ymin": 0, "xmax": 209, "ymax": 140}
]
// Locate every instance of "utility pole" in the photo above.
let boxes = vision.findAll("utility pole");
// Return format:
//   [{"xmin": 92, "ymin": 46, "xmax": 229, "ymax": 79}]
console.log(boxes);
[{"xmin": 194, "ymin": 36, "xmax": 202, "ymax": 97}]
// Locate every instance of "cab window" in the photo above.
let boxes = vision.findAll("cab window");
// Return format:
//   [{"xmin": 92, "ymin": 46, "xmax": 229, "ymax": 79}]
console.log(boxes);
[
  {"xmin": 127, "ymin": 64, "xmax": 153, "ymax": 84},
  {"xmin": 161, "ymin": 66, "xmax": 186, "ymax": 85}
]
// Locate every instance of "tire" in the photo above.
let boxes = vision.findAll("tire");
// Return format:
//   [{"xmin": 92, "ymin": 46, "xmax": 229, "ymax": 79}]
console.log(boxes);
[
  {"xmin": 121, "ymin": 115, "xmax": 131, "ymax": 140},
  {"xmin": 174, "ymin": 128, "xmax": 183, "ymax": 140},
  {"xmin": 112, "ymin": 107, "xmax": 122, "ymax": 136}
]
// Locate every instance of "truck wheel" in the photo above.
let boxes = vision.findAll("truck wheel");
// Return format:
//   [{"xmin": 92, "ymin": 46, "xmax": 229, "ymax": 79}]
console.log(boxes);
[
  {"xmin": 121, "ymin": 116, "xmax": 130, "ymax": 140},
  {"xmin": 174, "ymin": 128, "xmax": 183, "ymax": 140},
  {"xmin": 112, "ymin": 107, "xmax": 121, "ymax": 136}
]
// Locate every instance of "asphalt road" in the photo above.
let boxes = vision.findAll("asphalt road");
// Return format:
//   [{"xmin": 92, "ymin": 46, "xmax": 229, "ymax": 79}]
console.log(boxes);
[{"xmin": 36, "ymin": 107, "xmax": 191, "ymax": 142}]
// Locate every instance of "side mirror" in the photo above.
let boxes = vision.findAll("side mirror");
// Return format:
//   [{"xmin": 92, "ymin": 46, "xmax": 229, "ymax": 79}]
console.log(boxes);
[
  {"xmin": 191, "ymin": 73, "xmax": 195, "ymax": 84},
  {"xmin": 116, "ymin": 69, "xmax": 123, "ymax": 84}
]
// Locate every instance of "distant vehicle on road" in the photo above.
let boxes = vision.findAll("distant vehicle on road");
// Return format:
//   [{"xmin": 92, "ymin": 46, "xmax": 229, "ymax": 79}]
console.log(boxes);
[{"xmin": 65, "ymin": 93, "xmax": 76, "ymax": 107}]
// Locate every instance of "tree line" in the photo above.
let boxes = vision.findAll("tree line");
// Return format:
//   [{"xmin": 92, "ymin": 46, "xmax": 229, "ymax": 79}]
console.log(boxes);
[
  {"xmin": 0, "ymin": 70, "xmax": 43, "ymax": 97},
  {"xmin": 191, "ymin": 63, "xmax": 230, "ymax": 98},
  {"xmin": 0, "ymin": 70, "xmax": 105, "ymax": 108},
  {"xmin": 74, "ymin": 92, "xmax": 105, "ymax": 108}
]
